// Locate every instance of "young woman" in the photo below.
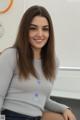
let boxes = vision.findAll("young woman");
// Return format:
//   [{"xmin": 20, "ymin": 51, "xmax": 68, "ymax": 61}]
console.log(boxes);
[{"xmin": 0, "ymin": 5, "xmax": 76, "ymax": 120}]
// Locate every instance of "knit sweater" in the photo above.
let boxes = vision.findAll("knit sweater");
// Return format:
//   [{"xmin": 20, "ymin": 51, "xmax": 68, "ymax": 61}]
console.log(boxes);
[{"xmin": 0, "ymin": 48, "xmax": 68, "ymax": 116}]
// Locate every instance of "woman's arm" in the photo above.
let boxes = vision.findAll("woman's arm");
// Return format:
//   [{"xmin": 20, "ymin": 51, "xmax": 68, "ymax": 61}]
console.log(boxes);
[
  {"xmin": 0, "ymin": 48, "xmax": 17, "ymax": 112},
  {"xmin": 44, "ymin": 97, "xmax": 68, "ymax": 113},
  {"xmin": 44, "ymin": 98, "xmax": 76, "ymax": 120}
]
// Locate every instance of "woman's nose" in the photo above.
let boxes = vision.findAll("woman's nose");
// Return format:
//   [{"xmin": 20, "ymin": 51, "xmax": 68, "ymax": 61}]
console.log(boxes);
[{"xmin": 37, "ymin": 29, "xmax": 43, "ymax": 36}]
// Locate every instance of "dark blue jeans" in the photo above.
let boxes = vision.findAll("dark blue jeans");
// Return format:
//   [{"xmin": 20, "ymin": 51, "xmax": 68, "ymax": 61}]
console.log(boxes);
[{"xmin": 1, "ymin": 109, "xmax": 41, "ymax": 120}]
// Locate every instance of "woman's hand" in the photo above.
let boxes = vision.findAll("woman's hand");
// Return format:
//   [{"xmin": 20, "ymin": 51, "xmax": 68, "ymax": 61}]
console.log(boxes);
[{"xmin": 63, "ymin": 109, "xmax": 76, "ymax": 120}]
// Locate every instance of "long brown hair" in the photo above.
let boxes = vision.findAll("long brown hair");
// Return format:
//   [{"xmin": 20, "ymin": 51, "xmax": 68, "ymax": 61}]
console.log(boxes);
[{"xmin": 13, "ymin": 5, "xmax": 56, "ymax": 80}]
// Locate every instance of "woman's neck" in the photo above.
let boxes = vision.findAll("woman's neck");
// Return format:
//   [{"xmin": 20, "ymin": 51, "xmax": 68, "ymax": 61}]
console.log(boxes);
[{"xmin": 33, "ymin": 49, "xmax": 41, "ymax": 60}]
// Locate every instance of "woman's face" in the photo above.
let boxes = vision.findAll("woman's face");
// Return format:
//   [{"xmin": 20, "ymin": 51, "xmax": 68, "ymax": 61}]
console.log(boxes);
[{"xmin": 29, "ymin": 16, "xmax": 49, "ymax": 51}]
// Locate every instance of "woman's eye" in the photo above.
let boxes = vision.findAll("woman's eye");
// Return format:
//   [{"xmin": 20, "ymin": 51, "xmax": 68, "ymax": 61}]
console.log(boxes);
[
  {"xmin": 29, "ymin": 27, "xmax": 36, "ymax": 30},
  {"xmin": 43, "ymin": 28, "xmax": 49, "ymax": 31}
]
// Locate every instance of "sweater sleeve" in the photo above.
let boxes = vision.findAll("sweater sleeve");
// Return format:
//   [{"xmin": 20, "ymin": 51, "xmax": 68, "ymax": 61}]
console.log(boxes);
[
  {"xmin": 0, "ymin": 48, "xmax": 17, "ymax": 113},
  {"xmin": 44, "ymin": 97, "xmax": 69, "ymax": 113}
]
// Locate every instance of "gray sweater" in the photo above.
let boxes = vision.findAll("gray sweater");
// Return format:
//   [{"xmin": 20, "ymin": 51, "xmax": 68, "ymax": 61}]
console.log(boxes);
[{"xmin": 0, "ymin": 48, "xmax": 68, "ymax": 116}]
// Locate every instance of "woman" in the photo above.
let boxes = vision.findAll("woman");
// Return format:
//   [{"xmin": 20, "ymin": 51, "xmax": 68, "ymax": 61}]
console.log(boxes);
[{"xmin": 0, "ymin": 5, "xmax": 76, "ymax": 120}]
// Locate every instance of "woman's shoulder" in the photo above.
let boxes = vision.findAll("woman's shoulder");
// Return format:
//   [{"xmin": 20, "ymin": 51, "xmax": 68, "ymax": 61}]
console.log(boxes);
[
  {"xmin": 2, "ymin": 47, "xmax": 17, "ymax": 54},
  {"xmin": 1, "ymin": 47, "xmax": 17, "ymax": 57},
  {"xmin": 0, "ymin": 48, "xmax": 18, "ymax": 76},
  {"xmin": 0, "ymin": 47, "xmax": 18, "ymax": 64}
]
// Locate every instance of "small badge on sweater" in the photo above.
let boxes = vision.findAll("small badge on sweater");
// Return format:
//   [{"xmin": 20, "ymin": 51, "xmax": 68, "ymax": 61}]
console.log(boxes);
[{"xmin": 0, "ymin": 115, "xmax": 5, "ymax": 120}]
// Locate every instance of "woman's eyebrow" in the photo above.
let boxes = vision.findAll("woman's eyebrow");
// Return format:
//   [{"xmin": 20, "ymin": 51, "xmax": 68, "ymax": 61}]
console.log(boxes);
[
  {"xmin": 30, "ymin": 24, "xmax": 49, "ymax": 27},
  {"xmin": 30, "ymin": 24, "xmax": 37, "ymax": 27}
]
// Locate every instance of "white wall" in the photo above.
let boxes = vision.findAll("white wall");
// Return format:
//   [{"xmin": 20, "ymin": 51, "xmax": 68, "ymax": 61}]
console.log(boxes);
[{"xmin": 0, "ymin": 0, "xmax": 24, "ymax": 51}]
